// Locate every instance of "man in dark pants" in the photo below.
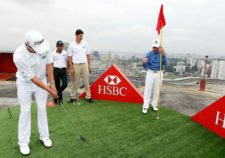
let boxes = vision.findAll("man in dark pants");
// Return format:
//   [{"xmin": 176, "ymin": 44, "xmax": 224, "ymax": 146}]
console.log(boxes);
[{"xmin": 50, "ymin": 41, "xmax": 68, "ymax": 104}]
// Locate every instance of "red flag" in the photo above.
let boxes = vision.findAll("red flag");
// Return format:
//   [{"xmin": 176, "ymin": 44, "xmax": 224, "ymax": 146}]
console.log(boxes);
[{"xmin": 156, "ymin": 5, "xmax": 166, "ymax": 34}]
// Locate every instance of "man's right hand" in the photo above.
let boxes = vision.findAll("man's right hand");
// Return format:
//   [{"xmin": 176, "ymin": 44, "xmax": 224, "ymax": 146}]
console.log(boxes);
[
  {"xmin": 70, "ymin": 68, "xmax": 74, "ymax": 81},
  {"xmin": 70, "ymin": 68, "xmax": 74, "ymax": 75},
  {"xmin": 31, "ymin": 76, "xmax": 58, "ymax": 99},
  {"xmin": 143, "ymin": 58, "xmax": 148, "ymax": 64},
  {"xmin": 49, "ymin": 89, "xmax": 58, "ymax": 99}
]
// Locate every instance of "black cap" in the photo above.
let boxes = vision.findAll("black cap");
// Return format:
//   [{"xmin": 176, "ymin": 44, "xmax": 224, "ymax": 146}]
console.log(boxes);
[
  {"xmin": 75, "ymin": 29, "xmax": 84, "ymax": 35},
  {"xmin": 56, "ymin": 40, "xmax": 64, "ymax": 46}
]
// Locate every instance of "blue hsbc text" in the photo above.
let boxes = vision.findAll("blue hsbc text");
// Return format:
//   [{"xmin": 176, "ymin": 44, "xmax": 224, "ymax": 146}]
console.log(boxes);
[{"xmin": 98, "ymin": 85, "xmax": 128, "ymax": 96}]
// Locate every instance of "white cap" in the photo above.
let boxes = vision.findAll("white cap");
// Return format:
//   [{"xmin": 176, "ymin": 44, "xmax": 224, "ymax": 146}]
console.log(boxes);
[
  {"xmin": 152, "ymin": 39, "xmax": 160, "ymax": 48},
  {"xmin": 25, "ymin": 30, "xmax": 49, "ymax": 54}
]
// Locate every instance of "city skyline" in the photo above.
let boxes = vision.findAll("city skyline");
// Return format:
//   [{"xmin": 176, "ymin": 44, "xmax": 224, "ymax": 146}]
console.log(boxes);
[{"xmin": 0, "ymin": 0, "xmax": 225, "ymax": 55}]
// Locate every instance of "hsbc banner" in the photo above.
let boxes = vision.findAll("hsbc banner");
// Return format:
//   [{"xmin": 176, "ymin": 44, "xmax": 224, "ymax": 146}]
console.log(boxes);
[
  {"xmin": 80, "ymin": 64, "xmax": 143, "ymax": 104},
  {"xmin": 192, "ymin": 96, "xmax": 225, "ymax": 138}
]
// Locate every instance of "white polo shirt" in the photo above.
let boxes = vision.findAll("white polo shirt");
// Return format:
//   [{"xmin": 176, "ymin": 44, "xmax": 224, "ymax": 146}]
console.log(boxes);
[
  {"xmin": 13, "ymin": 44, "xmax": 51, "ymax": 82},
  {"xmin": 50, "ymin": 50, "xmax": 68, "ymax": 68},
  {"xmin": 67, "ymin": 40, "xmax": 90, "ymax": 64}
]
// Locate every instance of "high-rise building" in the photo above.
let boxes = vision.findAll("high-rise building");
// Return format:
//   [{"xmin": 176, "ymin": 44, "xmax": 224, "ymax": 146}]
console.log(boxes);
[
  {"xmin": 218, "ymin": 61, "xmax": 225, "ymax": 79},
  {"xmin": 197, "ymin": 60, "xmax": 205, "ymax": 70},
  {"xmin": 186, "ymin": 57, "xmax": 195, "ymax": 67},
  {"xmin": 210, "ymin": 61, "xmax": 225, "ymax": 79},
  {"xmin": 93, "ymin": 51, "xmax": 100, "ymax": 60},
  {"xmin": 176, "ymin": 61, "xmax": 185, "ymax": 75}
]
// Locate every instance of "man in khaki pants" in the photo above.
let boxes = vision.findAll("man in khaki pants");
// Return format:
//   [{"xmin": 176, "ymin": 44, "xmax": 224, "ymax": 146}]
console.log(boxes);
[{"xmin": 68, "ymin": 29, "xmax": 93, "ymax": 103}]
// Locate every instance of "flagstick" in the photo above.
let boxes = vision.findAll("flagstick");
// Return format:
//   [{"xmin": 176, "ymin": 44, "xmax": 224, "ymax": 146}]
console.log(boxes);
[{"xmin": 156, "ymin": 23, "xmax": 163, "ymax": 119}]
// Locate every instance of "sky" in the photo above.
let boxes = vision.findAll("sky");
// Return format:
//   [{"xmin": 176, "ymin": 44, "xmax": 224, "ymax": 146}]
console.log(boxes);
[{"xmin": 0, "ymin": 0, "xmax": 225, "ymax": 56}]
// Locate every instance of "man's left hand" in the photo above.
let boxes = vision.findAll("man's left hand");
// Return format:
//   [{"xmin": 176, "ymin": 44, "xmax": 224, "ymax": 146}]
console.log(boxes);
[{"xmin": 50, "ymin": 84, "xmax": 57, "ymax": 93}]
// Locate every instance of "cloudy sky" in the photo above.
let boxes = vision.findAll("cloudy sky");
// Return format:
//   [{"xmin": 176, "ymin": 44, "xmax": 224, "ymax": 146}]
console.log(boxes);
[{"xmin": 1, "ymin": 0, "xmax": 225, "ymax": 56}]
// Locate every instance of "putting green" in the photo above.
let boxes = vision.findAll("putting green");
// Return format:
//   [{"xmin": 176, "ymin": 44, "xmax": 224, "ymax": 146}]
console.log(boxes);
[{"xmin": 1, "ymin": 100, "xmax": 225, "ymax": 158}]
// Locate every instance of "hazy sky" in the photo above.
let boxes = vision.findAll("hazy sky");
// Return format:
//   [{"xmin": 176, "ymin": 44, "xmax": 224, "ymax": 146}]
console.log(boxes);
[{"xmin": 1, "ymin": 0, "xmax": 225, "ymax": 55}]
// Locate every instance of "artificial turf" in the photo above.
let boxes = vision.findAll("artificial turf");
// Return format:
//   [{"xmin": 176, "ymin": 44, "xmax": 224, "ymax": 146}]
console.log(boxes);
[{"xmin": 1, "ymin": 99, "xmax": 225, "ymax": 158}]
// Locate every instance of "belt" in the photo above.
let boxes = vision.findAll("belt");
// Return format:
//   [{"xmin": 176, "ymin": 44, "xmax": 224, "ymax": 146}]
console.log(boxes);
[
  {"xmin": 149, "ymin": 69, "xmax": 162, "ymax": 73},
  {"xmin": 54, "ymin": 67, "xmax": 66, "ymax": 70},
  {"xmin": 74, "ymin": 63, "xmax": 85, "ymax": 65}
]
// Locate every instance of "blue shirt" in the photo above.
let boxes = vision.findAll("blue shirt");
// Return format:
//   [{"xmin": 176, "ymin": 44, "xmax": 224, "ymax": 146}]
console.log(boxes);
[{"xmin": 143, "ymin": 50, "xmax": 167, "ymax": 70}]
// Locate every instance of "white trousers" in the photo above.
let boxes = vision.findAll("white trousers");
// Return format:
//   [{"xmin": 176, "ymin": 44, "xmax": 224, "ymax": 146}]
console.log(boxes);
[
  {"xmin": 143, "ymin": 70, "xmax": 163, "ymax": 109},
  {"xmin": 17, "ymin": 79, "xmax": 49, "ymax": 146}
]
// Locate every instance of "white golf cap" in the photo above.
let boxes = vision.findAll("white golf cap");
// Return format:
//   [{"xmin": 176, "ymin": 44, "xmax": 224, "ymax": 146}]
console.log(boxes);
[
  {"xmin": 152, "ymin": 39, "xmax": 160, "ymax": 48},
  {"xmin": 25, "ymin": 30, "xmax": 49, "ymax": 54}
]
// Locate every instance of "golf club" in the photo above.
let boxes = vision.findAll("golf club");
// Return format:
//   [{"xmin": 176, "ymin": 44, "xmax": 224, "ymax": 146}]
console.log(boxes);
[{"xmin": 59, "ymin": 102, "xmax": 87, "ymax": 141}]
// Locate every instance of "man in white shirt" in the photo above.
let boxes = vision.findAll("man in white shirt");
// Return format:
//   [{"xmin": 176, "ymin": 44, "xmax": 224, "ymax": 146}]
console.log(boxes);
[
  {"xmin": 68, "ymin": 29, "xmax": 93, "ymax": 103},
  {"xmin": 50, "ymin": 40, "xmax": 68, "ymax": 104},
  {"xmin": 13, "ymin": 30, "xmax": 58, "ymax": 156}
]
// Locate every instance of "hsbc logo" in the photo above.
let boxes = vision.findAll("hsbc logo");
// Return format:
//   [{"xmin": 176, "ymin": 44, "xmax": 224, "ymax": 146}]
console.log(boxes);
[
  {"xmin": 192, "ymin": 96, "xmax": 225, "ymax": 138},
  {"xmin": 80, "ymin": 65, "xmax": 143, "ymax": 104},
  {"xmin": 104, "ymin": 75, "xmax": 121, "ymax": 85},
  {"xmin": 215, "ymin": 111, "xmax": 225, "ymax": 128},
  {"xmin": 98, "ymin": 75, "xmax": 127, "ymax": 96}
]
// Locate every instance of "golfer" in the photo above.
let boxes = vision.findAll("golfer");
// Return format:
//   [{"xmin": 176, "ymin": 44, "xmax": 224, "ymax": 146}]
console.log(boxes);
[
  {"xmin": 13, "ymin": 30, "xmax": 58, "ymax": 155},
  {"xmin": 142, "ymin": 39, "xmax": 167, "ymax": 114}
]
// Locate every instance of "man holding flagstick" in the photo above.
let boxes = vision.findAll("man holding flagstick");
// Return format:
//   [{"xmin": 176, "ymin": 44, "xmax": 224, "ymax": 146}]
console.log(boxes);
[
  {"xmin": 142, "ymin": 4, "xmax": 167, "ymax": 117},
  {"xmin": 142, "ymin": 40, "xmax": 167, "ymax": 114}
]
